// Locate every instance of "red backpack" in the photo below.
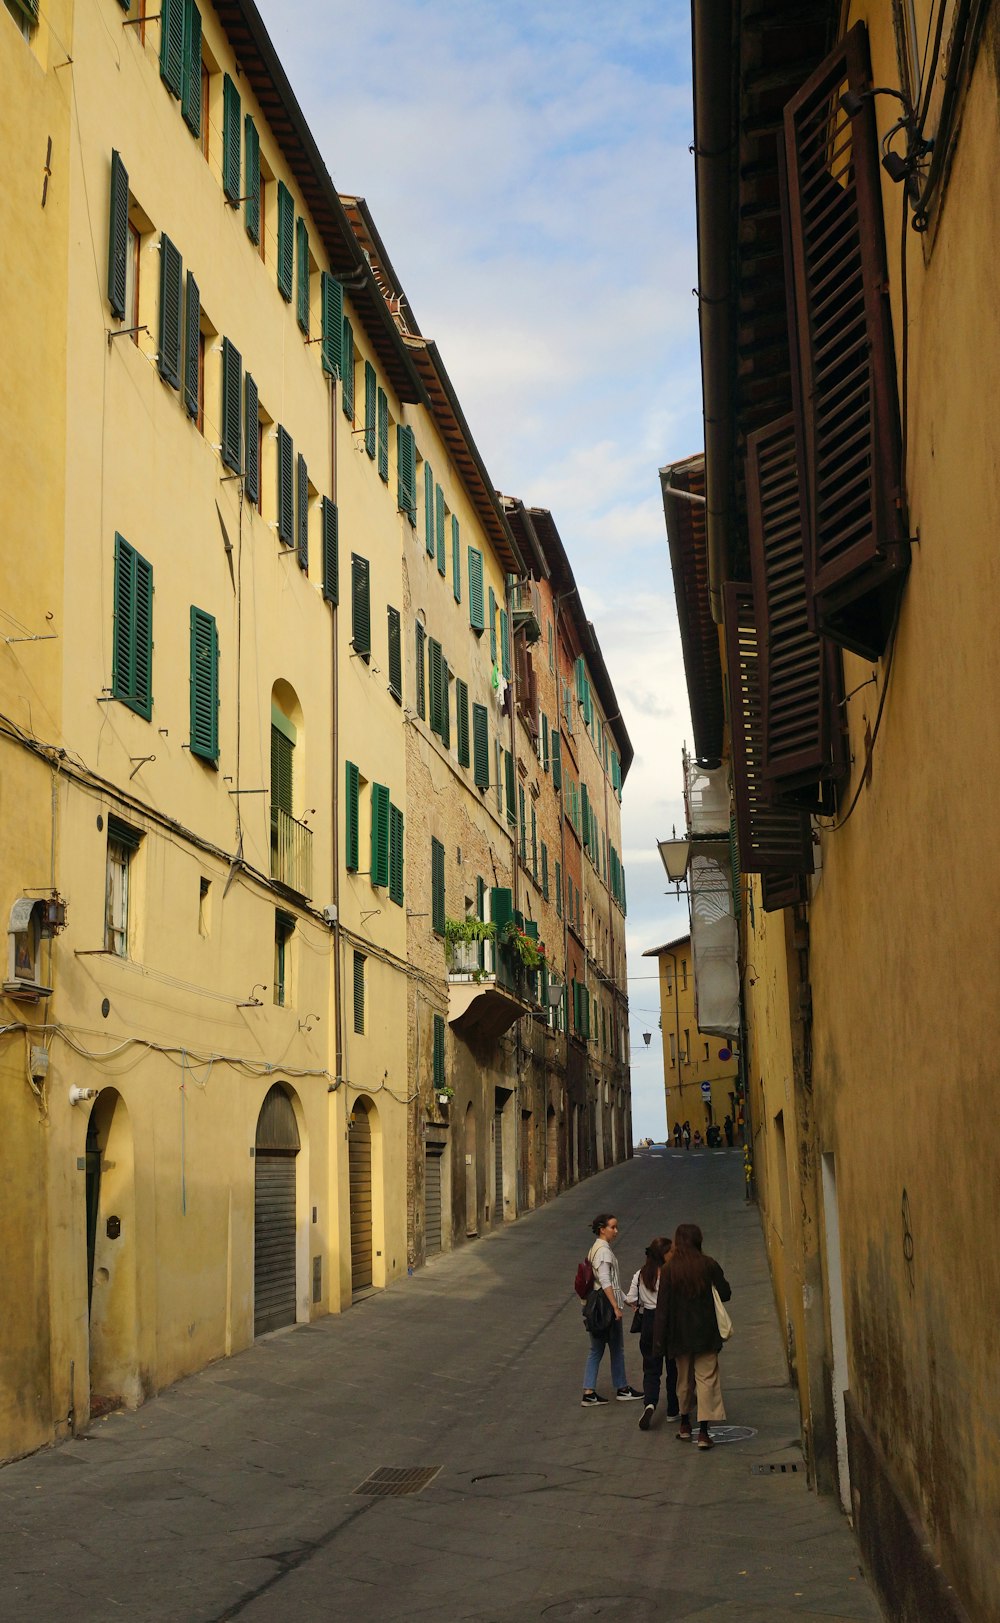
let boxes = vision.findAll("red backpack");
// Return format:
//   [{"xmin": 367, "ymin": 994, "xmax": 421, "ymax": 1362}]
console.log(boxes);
[{"xmin": 574, "ymin": 1257, "xmax": 594, "ymax": 1300}]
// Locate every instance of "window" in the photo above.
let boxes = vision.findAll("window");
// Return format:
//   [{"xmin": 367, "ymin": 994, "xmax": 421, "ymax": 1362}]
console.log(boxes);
[
  {"xmin": 341, "ymin": 316, "xmax": 355, "ymax": 420},
  {"xmin": 244, "ymin": 115, "xmax": 261, "ymax": 245},
  {"xmin": 276, "ymin": 181, "xmax": 294, "ymax": 302},
  {"xmin": 364, "ymin": 361, "xmax": 376, "ymax": 460},
  {"xmin": 451, "ymin": 516, "xmax": 461, "ymax": 602},
  {"xmin": 389, "ymin": 803, "xmax": 404, "ymax": 906},
  {"xmin": 683, "ymin": 1029, "xmax": 690, "ymax": 1065},
  {"xmin": 189, "ymin": 607, "xmax": 219, "ymax": 761},
  {"xmin": 276, "ymin": 426, "xmax": 294, "ymax": 544},
  {"xmin": 433, "ymin": 1014, "xmax": 446, "ymax": 1091},
  {"xmin": 107, "ymin": 150, "xmax": 131, "ymax": 323},
  {"xmin": 112, "ymin": 534, "xmax": 153, "ymax": 719},
  {"xmin": 296, "ymin": 216, "xmax": 310, "ymax": 335},
  {"xmin": 455, "ymin": 678, "xmax": 470, "ymax": 767},
  {"xmin": 243, "ymin": 373, "xmax": 259, "ymax": 501},
  {"xmin": 435, "ymin": 487, "xmax": 446, "ymax": 574},
  {"xmin": 370, "ymin": 783, "xmax": 390, "ymax": 887},
  {"xmin": 467, "ymin": 549, "xmax": 484, "ymax": 633},
  {"xmin": 531, "ymin": 807, "xmax": 538, "ymax": 882},
  {"xmin": 499, "ymin": 608, "xmax": 511, "ymax": 680},
  {"xmin": 415, "ymin": 622, "xmax": 426, "ymax": 720},
  {"xmin": 387, "ymin": 607, "xmax": 402, "ymax": 702},
  {"xmin": 504, "ymin": 749, "xmax": 515, "ymax": 827},
  {"xmin": 4, "ymin": 0, "xmax": 36, "ymax": 39},
  {"xmin": 351, "ymin": 554, "xmax": 371, "ymax": 659},
  {"xmin": 322, "ymin": 497, "xmax": 339, "ymax": 604},
  {"xmin": 376, "ymin": 387, "xmax": 388, "ymax": 481},
  {"xmin": 352, "ymin": 950, "xmax": 365, "ymax": 1033},
  {"xmin": 296, "ymin": 453, "xmax": 309, "ymax": 572},
  {"xmin": 198, "ymin": 877, "xmax": 211, "ymax": 937},
  {"xmin": 270, "ymin": 717, "xmax": 294, "ymax": 836},
  {"xmin": 548, "ymin": 619, "xmax": 554, "ymax": 671},
  {"xmin": 158, "ymin": 233, "xmax": 183, "ymax": 390},
  {"xmin": 428, "ymin": 638, "xmax": 445, "ymax": 737},
  {"xmin": 183, "ymin": 273, "xmax": 201, "ymax": 422},
  {"xmin": 200, "ymin": 55, "xmax": 211, "ymax": 160},
  {"xmin": 541, "ymin": 842, "xmax": 549, "ymax": 900},
  {"xmin": 106, "ymin": 818, "xmax": 141, "ymax": 957},
  {"xmin": 397, "ymin": 424, "xmax": 416, "ymax": 523},
  {"xmin": 555, "ymin": 860, "xmax": 562, "ymax": 919},
  {"xmin": 222, "ymin": 74, "xmax": 241, "ymax": 203},
  {"xmin": 221, "ymin": 337, "xmax": 242, "ymax": 473},
  {"xmin": 431, "ymin": 837, "xmax": 445, "ymax": 935},
  {"xmin": 344, "ymin": 760, "xmax": 359, "ymax": 872},
  {"xmin": 274, "ymin": 910, "xmax": 295, "ymax": 1006},
  {"xmin": 159, "ymin": 0, "xmax": 184, "ymax": 97},
  {"xmin": 472, "ymin": 702, "xmax": 489, "ymax": 789},
  {"xmin": 424, "ymin": 461, "xmax": 435, "ymax": 557}
]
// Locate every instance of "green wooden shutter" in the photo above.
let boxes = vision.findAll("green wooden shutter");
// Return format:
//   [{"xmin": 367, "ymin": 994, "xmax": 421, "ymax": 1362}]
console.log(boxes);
[
  {"xmin": 344, "ymin": 761, "xmax": 359, "ymax": 871},
  {"xmin": 504, "ymin": 749, "xmax": 515, "ymax": 825},
  {"xmin": 244, "ymin": 115, "xmax": 260, "ymax": 243},
  {"xmin": 467, "ymin": 548, "xmax": 484, "ymax": 632},
  {"xmin": 435, "ymin": 486, "xmax": 445, "ymax": 573},
  {"xmin": 440, "ymin": 658, "xmax": 451, "ymax": 748},
  {"xmin": 431, "ymin": 838, "xmax": 445, "ymax": 935},
  {"xmin": 531, "ymin": 806, "xmax": 538, "ymax": 881},
  {"xmin": 490, "ymin": 886, "xmax": 513, "ymax": 931},
  {"xmin": 370, "ymin": 783, "xmax": 390, "ymax": 887},
  {"xmin": 456, "ymin": 678, "xmax": 470, "ymax": 767},
  {"xmin": 222, "ymin": 75, "xmax": 241, "ymax": 204},
  {"xmin": 397, "ymin": 424, "xmax": 416, "ymax": 523},
  {"xmin": 108, "ymin": 151, "xmax": 129, "ymax": 320},
  {"xmin": 351, "ymin": 554, "xmax": 371, "ymax": 658},
  {"xmin": 270, "ymin": 726, "xmax": 293, "ymax": 815},
  {"xmin": 415, "ymin": 622, "xmax": 426, "ymax": 720},
  {"xmin": 158, "ymin": 233, "xmax": 183, "ymax": 389},
  {"xmin": 181, "ymin": 0, "xmax": 202, "ymax": 136},
  {"xmin": 428, "ymin": 638, "xmax": 443, "ymax": 735},
  {"xmin": 377, "ymin": 387, "xmax": 388, "ymax": 481},
  {"xmin": 541, "ymin": 841, "xmax": 548, "ymax": 899},
  {"xmin": 541, "ymin": 713, "xmax": 549, "ymax": 771},
  {"xmin": 276, "ymin": 182, "xmax": 293, "ymax": 301},
  {"xmin": 220, "ymin": 337, "xmax": 242, "ymax": 473},
  {"xmin": 555, "ymin": 860, "xmax": 562, "ymax": 917},
  {"xmin": 159, "ymin": 0, "xmax": 184, "ymax": 96},
  {"xmin": 321, "ymin": 497, "xmax": 338, "ymax": 604},
  {"xmin": 387, "ymin": 607, "xmax": 402, "ymax": 702},
  {"xmin": 353, "ymin": 951, "xmax": 365, "ymax": 1033},
  {"xmin": 296, "ymin": 453, "xmax": 309, "ymax": 571},
  {"xmin": 581, "ymin": 783, "xmax": 590, "ymax": 848},
  {"xmin": 500, "ymin": 609, "xmax": 511, "ymax": 679},
  {"xmin": 424, "ymin": 461, "xmax": 435, "ymax": 555},
  {"xmin": 183, "ymin": 272, "xmax": 200, "ymax": 420},
  {"xmin": 244, "ymin": 373, "xmax": 259, "ymax": 504},
  {"xmin": 364, "ymin": 361, "xmax": 376, "ymax": 459},
  {"xmin": 518, "ymin": 785, "xmax": 527, "ymax": 863},
  {"xmin": 296, "ymin": 216, "xmax": 310, "ymax": 334},
  {"xmin": 452, "ymin": 517, "xmax": 461, "ymax": 602},
  {"xmin": 551, "ymin": 730, "xmax": 562, "ymax": 790},
  {"xmin": 488, "ymin": 586, "xmax": 497, "ymax": 663},
  {"xmin": 112, "ymin": 534, "xmax": 153, "ymax": 719},
  {"xmin": 189, "ymin": 606, "xmax": 219, "ymax": 761},
  {"xmin": 321, "ymin": 273, "xmax": 342, "ymax": 377},
  {"xmin": 472, "ymin": 703, "xmax": 489, "ymax": 788},
  {"xmin": 277, "ymin": 425, "xmax": 294, "ymax": 543},
  {"xmin": 433, "ymin": 1014, "xmax": 445, "ymax": 1090},
  {"xmin": 389, "ymin": 803, "xmax": 404, "ymax": 905},
  {"xmin": 341, "ymin": 317, "xmax": 354, "ymax": 418}
]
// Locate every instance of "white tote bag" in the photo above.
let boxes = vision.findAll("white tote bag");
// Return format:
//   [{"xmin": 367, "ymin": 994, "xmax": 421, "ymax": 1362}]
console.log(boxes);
[{"xmin": 713, "ymin": 1285, "xmax": 733, "ymax": 1342}]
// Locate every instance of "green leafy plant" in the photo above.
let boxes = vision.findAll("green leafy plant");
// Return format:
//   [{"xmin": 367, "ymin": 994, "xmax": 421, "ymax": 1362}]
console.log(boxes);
[
  {"xmin": 498, "ymin": 921, "xmax": 546, "ymax": 969},
  {"xmin": 444, "ymin": 916, "xmax": 496, "ymax": 959}
]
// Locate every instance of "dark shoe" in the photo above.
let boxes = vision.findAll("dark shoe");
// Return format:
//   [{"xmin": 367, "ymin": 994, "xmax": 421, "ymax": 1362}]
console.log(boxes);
[
  {"xmin": 676, "ymin": 1425, "xmax": 692, "ymax": 1441},
  {"xmin": 697, "ymin": 1432, "xmax": 714, "ymax": 1449},
  {"xmin": 581, "ymin": 1391, "xmax": 608, "ymax": 1406},
  {"xmin": 665, "ymin": 1408, "xmax": 680, "ymax": 1420},
  {"xmin": 616, "ymin": 1386, "xmax": 643, "ymax": 1401},
  {"xmin": 638, "ymin": 1404, "xmax": 655, "ymax": 1431}
]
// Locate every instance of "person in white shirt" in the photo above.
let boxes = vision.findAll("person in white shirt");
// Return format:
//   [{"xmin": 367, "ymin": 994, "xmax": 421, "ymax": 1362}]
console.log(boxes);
[
  {"xmin": 581, "ymin": 1214, "xmax": 643, "ymax": 1406},
  {"xmin": 624, "ymin": 1236, "xmax": 678, "ymax": 1430}
]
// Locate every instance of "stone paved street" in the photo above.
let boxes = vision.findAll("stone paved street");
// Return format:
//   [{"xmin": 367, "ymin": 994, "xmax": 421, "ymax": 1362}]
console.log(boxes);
[{"xmin": 0, "ymin": 1151, "xmax": 881, "ymax": 1622}]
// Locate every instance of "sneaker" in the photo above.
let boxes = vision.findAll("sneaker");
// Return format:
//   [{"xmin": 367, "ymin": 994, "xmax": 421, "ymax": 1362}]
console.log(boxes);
[
  {"xmin": 616, "ymin": 1386, "xmax": 643, "ymax": 1401},
  {"xmin": 638, "ymin": 1404, "xmax": 655, "ymax": 1431},
  {"xmin": 581, "ymin": 1391, "xmax": 608, "ymax": 1406}
]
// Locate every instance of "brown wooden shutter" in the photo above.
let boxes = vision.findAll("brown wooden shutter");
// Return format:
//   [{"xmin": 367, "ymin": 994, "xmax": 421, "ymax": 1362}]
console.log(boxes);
[
  {"xmin": 724, "ymin": 582, "xmax": 814, "ymax": 877},
  {"xmin": 746, "ymin": 414, "xmax": 846, "ymax": 812},
  {"xmin": 761, "ymin": 871, "xmax": 809, "ymax": 913},
  {"xmin": 783, "ymin": 22, "xmax": 909, "ymax": 660}
]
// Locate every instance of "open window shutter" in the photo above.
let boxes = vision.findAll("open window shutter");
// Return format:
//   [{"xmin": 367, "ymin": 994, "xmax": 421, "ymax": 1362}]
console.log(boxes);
[
  {"xmin": 415, "ymin": 622, "xmax": 426, "ymax": 719},
  {"xmin": 364, "ymin": 362, "xmax": 376, "ymax": 459},
  {"xmin": 181, "ymin": 1, "xmax": 202, "ymax": 135},
  {"xmin": 431, "ymin": 838, "xmax": 445, "ymax": 934},
  {"xmin": 397, "ymin": 425, "xmax": 416, "ymax": 523},
  {"xmin": 159, "ymin": 0, "xmax": 184, "ymax": 96},
  {"xmin": 114, "ymin": 538, "xmax": 154, "ymax": 720},
  {"xmin": 222, "ymin": 75, "xmax": 241, "ymax": 204},
  {"xmin": 341, "ymin": 317, "xmax": 354, "ymax": 418},
  {"xmin": 277, "ymin": 426, "xmax": 294, "ymax": 543},
  {"xmin": 387, "ymin": 607, "xmax": 402, "ymax": 701},
  {"xmin": 427, "ymin": 638, "xmax": 442, "ymax": 735},
  {"xmin": 321, "ymin": 497, "xmax": 338, "ymax": 604},
  {"xmin": 490, "ymin": 886, "xmax": 513, "ymax": 931},
  {"xmin": 183, "ymin": 273, "xmax": 200, "ymax": 419},
  {"xmin": 244, "ymin": 373, "xmax": 259, "ymax": 503},
  {"xmin": 488, "ymin": 587, "xmax": 497, "ymax": 663},
  {"xmin": 762, "ymin": 871, "xmax": 809, "ymax": 913},
  {"xmin": 424, "ymin": 461, "xmax": 435, "ymax": 555},
  {"xmin": 440, "ymin": 659, "xmax": 451, "ymax": 749},
  {"xmin": 270, "ymin": 727, "xmax": 293, "ymax": 815},
  {"xmin": 467, "ymin": 549, "xmax": 484, "ymax": 632},
  {"xmin": 504, "ymin": 750, "xmax": 515, "ymax": 825},
  {"xmin": 344, "ymin": 761, "xmax": 359, "ymax": 871},
  {"xmin": 377, "ymin": 388, "xmax": 389, "ymax": 481},
  {"xmin": 783, "ymin": 22, "xmax": 909, "ymax": 659},
  {"xmin": 531, "ymin": 807, "xmax": 538, "ymax": 880},
  {"xmin": 551, "ymin": 730, "xmax": 562, "ymax": 790},
  {"xmin": 452, "ymin": 517, "xmax": 461, "ymax": 602},
  {"xmin": 296, "ymin": 454, "xmax": 309, "ymax": 571},
  {"xmin": 321, "ymin": 273, "xmax": 343, "ymax": 377},
  {"xmin": 541, "ymin": 713, "xmax": 549, "ymax": 770},
  {"xmin": 747, "ymin": 414, "xmax": 845, "ymax": 810},
  {"xmin": 541, "ymin": 842, "xmax": 548, "ymax": 899},
  {"xmin": 518, "ymin": 785, "xmax": 526, "ymax": 863},
  {"xmin": 456, "ymin": 678, "xmax": 470, "ymax": 767},
  {"xmin": 435, "ymin": 487, "xmax": 445, "ymax": 573},
  {"xmin": 295, "ymin": 217, "xmax": 310, "ymax": 334},
  {"xmin": 580, "ymin": 783, "xmax": 590, "ymax": 849},
  {"xmin": 108, "ymin": 151, "xmax": 129, "ymax": 320},
  {"xmin": 276, "ymin": 182, "xmax": 293, "ymax": 301},
  {"xmin": 555, "ymin": 860, "xmax": 562, "ymax": 918},
  {"xmin": 389, "ymin": 803, "xmax": 404, "ymax": 905},
  {"xmin": 472, "ymin": 703, "xmax": 489, "ymax": 788},
  {"xmin": 351, "ymin": 555, "xmax": 371, "ymax": 658},
  {"xmin": 370, "ymin": 783, "xmax": 390, "ymax": 886},
  {"xmin": 189, "ymin": 607, "xmax": 219, "ymax": 760},
  {"xmin": 220, "ymin": 338, "xmax": 242, "ymax": 473},
  {"xmin": 157, "ymin": 234, "xmax": 183, "ymax": 389},
  {"xmin": 500, "ymin": 610, "xmax": 511, "ymax": 680},
  {"xmin": 433, "ymin": 1014, "xmax": 445, "ymax": 1087},
  {"xmin": 244, "ymin": 115, "xmax": 260, "ymax": 243},
  {"xmin": 724, "ymin": 583, "xmax": 814, "ymax": 876}
]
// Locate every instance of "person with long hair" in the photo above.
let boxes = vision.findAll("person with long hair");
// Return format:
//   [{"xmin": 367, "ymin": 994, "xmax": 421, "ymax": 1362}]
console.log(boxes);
[
  {"xmin": 650, "ymin": 1222, "xmax": 732, "ymax": 1448},
  {"xmin": 624, "ymin": 1236, "xmax": 677, "ymax": 1430},
  {"xmin": 581, "ymin": 1213, "xmax": 643, "ymax": 1406}
]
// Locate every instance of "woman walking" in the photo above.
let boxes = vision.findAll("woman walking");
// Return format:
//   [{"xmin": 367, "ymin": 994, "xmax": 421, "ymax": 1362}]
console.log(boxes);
[
  {"xmin": 624, "ymin": 1236, "xmax": 677, "ymax": 1430},
  {"xmin": 651, "ymin": 1222, "xmax": 732, "ymax": 1448},
  {"xmin": 581, "ymin": 1214, "xmax": 643, "ymax": 1406}
]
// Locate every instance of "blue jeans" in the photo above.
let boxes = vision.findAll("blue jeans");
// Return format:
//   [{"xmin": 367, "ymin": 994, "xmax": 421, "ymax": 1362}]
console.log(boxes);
[{"xmin": 583, "ymin": 1317, "xmax": 626, "ymax": 1392}]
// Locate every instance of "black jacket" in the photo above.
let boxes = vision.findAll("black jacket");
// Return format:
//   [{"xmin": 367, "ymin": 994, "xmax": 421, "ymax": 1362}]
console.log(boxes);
[{"xmin": 651, "ymin": 1258, "xmax": 732, "ymax": 1359}]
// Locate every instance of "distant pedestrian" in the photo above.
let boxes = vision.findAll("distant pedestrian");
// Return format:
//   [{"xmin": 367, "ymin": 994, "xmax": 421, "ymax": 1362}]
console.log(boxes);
[
  {"xmin": 723, "ymin": 1115, "xmax": 734, "ymax": 1147},
  {"xmin": 692, "ymin": 1130, "xmax": 703, "ymax": 1149},
  {"xmin": 651, "ymin": 1222, "xmax": 732, "ymax": 1450},
  {"xmin": 672, "ymin": 1122, "xmax": 682, "ymax": 1148},
  {"xmin": 581, "ymin": 1214, "xmax": 643, "ymax": 1407},
  {"xmin": 624, "ymin": 1237, "xmax": 677, "ymax": 1431},
  {"xmin": 682, "ymin": 1121, "xmax": 691, "ymax": 1151}
]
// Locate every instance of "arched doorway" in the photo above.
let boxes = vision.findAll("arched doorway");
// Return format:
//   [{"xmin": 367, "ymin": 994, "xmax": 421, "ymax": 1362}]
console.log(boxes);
[
  {"xmin": 86, "ymin": 1089, "xmax": 138, "ymax": 1415},
  {"xmin": 348, "ymin": 1098, "xmax": 373, "ymax": 1292},
  {"xmin": 254, "ymin": 1084, "xmax": 300, "ymax": 1336},
  {"xmin": 464, "ymin": 1103, "xmax": 478, "ymax": 1237}
]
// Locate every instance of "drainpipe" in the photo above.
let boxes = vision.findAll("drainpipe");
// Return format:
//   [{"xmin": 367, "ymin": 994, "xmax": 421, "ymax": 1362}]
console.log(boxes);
[{"xmin": 329, "ymin": 373, "xmax": 344, "ymax": 1105}]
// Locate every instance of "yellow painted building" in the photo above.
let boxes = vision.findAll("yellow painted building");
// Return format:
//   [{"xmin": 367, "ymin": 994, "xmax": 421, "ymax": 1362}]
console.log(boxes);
[{"xmin": 642, "ymin": 935, "xmax": 738, "ymax": 1139}]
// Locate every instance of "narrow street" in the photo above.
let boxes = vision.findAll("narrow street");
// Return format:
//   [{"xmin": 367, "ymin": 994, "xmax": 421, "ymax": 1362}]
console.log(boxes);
[{"xmin": 0, "ymin": 1152, "xmax": 879, "ymax": 1623}]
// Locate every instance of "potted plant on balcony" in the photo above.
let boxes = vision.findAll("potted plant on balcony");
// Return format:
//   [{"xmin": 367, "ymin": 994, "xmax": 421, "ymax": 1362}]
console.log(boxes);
[
  {"xmin": 444, "ymin": 916, "xmax": 496, "ymax": 962},
  {"xmin": 435, "ymin": 1085, "xmax": 455, "ymax": 1107},
  {"xmin": 497, "ymin": 921, "xmax": 545, "ymax": 970}
]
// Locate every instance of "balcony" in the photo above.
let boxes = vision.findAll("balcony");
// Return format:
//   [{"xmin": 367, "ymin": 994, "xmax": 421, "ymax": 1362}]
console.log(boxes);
[
  {"xmin": 511, "ymin": 579, "xmax": 542, "ymax": 644},
  {"xmin": 448, "ymin": 937, "xmax": 540, "ymax": 1040},
  {"xmin": 270, "ymin": 806, "xmax": 313, "ymax": 898}
]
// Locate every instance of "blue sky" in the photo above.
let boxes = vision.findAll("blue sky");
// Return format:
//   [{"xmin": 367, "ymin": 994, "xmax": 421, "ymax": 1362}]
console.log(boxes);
[{"xmin": 255, "ymin": 0, "xmax": 696, "ymax": 1137}]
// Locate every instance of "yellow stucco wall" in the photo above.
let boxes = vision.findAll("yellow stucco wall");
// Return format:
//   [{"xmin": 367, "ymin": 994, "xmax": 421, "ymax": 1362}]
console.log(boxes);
[{"xmin": 650, "ymin": 939, "xmax": 738, "ymax": 1138}]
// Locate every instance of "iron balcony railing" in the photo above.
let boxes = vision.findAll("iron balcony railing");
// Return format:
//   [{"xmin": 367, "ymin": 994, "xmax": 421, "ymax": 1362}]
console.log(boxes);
[{"xmin": 270, "ymin": 806, "xmax": 313, "ymax": 897}]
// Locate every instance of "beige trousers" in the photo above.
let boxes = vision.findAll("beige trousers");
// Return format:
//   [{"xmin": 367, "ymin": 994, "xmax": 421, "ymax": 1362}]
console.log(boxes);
[{"xmin": 674, "ymin": 1350, "xmax": 726, "ymax": 1422}]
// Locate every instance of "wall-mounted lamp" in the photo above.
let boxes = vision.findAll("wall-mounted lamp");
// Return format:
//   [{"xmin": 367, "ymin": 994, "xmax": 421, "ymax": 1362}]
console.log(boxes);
[
  {"xmin": 657, "ymin": 827, "xmax": 691, "ymax": 892},
  {"xmin": 642, "ymin": 1031, "xmax": 652, "ymax": 1047},
  {"xmin": 297, "ymin": 1013, "xmax": 321, "ymax": 1034},
  {"xmin": 238, "ymin": 983, "xmax": 267, "ymax": 1008}
]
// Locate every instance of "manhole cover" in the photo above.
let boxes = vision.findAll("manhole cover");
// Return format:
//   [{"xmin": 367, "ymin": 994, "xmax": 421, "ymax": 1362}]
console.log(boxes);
[
  {"xmin": 470, "ymin": 1472, "xmax": 548, "ymax": 1495},
  {"xmin": 750, "ymin": 1461, "xmax": 800, "ymax": 1474},
  {"xmin": 701, "ymin": 1424, "xmax": 757, "ymax": 1444},
  {"xmin": 353, "ymin": 1465, "xmax": 441, "ymax": 1497},
  {"xmin": 541, "ymin": 1598, "xmax": 654, "ymax": 1620}
]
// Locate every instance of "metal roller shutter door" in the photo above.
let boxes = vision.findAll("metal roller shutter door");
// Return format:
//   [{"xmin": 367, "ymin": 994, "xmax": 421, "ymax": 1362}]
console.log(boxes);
[
  {"xmin": 254, "ymin": 1153, "xmax": 296, "ymax": 1336},
  {"xmin": 494, "ymin": 1110, "xmax": 504, "ymax": 1219},
  {"xmin": 349, "ymin": 1109, "xmax": 373, "ymax": 1291},
  {"xmin": 425, "ymin": 1145, "xmax": 443, "ymax": 1256}
]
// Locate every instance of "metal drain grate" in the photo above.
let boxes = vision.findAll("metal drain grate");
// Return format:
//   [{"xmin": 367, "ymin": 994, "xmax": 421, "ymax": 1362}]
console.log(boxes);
[
  {"xmin": 354, "ymin": 1465, "xmax": 442, "ymax": 1497},
  {"xmin": 750, "ymin": 1462, "xmax": 800, "ymax": 1475}
]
